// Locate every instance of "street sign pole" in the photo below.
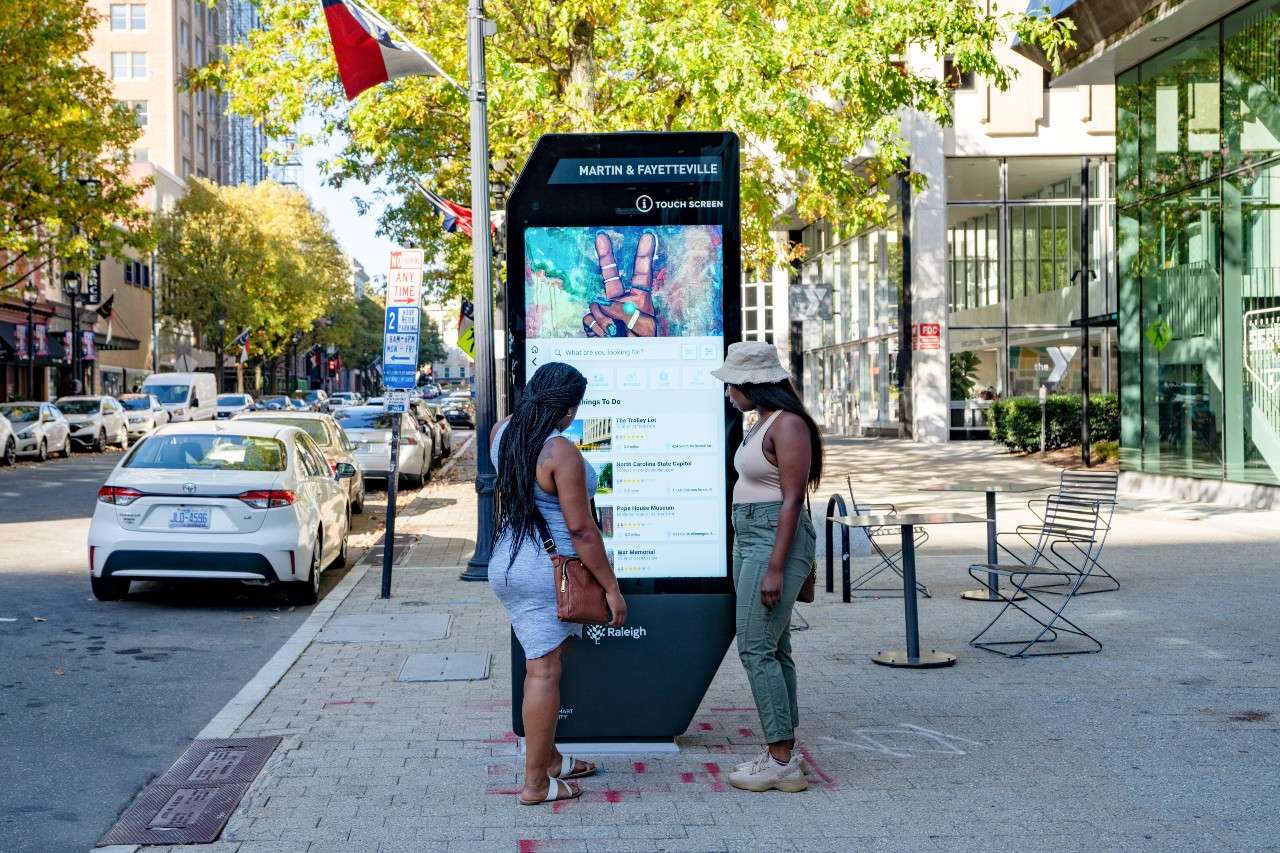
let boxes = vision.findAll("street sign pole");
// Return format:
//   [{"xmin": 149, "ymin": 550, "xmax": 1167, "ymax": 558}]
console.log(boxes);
[
  {"xmin": 380, "ymin": 250, "xmax": 424, "ymax": 599},
  {"xmin": 461, "ymin": 0, "xmax": 497, "ymax": 582}
]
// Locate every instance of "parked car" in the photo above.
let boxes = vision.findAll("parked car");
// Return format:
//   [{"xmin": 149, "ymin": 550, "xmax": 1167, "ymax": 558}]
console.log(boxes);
[
  {"xmin": 424, "ymin": 403, "xmax": 453, "ymax": 457},
  {"xmin": 56, "ymin": 395, "xmax": 130, "ymax": 452},
  {"xmin": 286, "ymin": 398, "xmax": 309, "ymax": 412},
  {"xmin": 238, "ymin": 411, "xmax": 366, "ymax": 514},
  {"xmin": 334, "ymin": 406, "xmax": 430, "ymax": 489},
  {"xmin": 118, "ymin": 394, "xmax": 169, "ymax": 438},
  {"xmin": 0, "ymin": 411, "xmax": 15, "ymax": 466},
  {"xmin": 409, "ymin": 399, "xmax": 446, "ymax": 465},
  {"xmin": 142, "ymin": 372, "xmax": 217, "ymax": 422},
  {"xmin": 216, "ymin": 393, "xmax": 255, "ymax": 420},
  {"xmin": 441, "ymin": 391, "xmax": 476, "ymax": 429},
  {"xmin": 292, "ymin": 389, "xmax": 330, "ymax": 412},
  {"xmin": 330, "ymin": 392, "xmax": 363, "ymax": 408},
  {"xmin": 418, "ymin": 382, "xmax": 443, "ymax": 400},
  {"xmin": 87, "ymin": 420, "xmax": 355, "ymax": 604},
  {"xmin": 255, "ymin": 395, "xmax": 291, "ymax": 411},
  {"xmin": 0, "ymin": 402, "xmax": 73, "ymax": 460}
]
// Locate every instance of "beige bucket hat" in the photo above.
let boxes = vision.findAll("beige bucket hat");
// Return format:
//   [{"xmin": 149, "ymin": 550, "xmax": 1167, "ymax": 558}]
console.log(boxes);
[{"xmin": 711, "ymin": 341, "xmax": 791, "ymax": 385}]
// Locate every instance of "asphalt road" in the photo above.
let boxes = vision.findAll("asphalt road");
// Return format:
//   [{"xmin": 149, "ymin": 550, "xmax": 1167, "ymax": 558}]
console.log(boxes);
[{"xmin": 0, "ymin": 443, "xmax": 421, "ymax": 853}]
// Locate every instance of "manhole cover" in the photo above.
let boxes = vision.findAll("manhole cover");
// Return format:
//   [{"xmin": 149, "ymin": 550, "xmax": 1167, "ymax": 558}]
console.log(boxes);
[
  {"xmin": 397, "ymin": 652, "xmax": 491, "ymax": 682},
  {"xmin": 361, "ymin": 545, "xmax": 411, "ymax": 565},
  {"xmin": 400, "ymin": 600, "xmax": 431, "ymax": 607},
  {"xmin": 316, "ymin": 613, "xmax": 450, "ymax": 643}
]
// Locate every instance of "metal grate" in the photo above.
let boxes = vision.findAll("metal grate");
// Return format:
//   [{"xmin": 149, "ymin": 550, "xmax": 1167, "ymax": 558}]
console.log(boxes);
[{"xmin": 99, "ymin": 737, "xmax": 280, "ymax": 846}]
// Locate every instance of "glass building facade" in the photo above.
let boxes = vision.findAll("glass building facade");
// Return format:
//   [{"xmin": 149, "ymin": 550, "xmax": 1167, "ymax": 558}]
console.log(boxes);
[{"xmin": 1116, "ymin": 0, "xmax": 1280, "ymax": 485}]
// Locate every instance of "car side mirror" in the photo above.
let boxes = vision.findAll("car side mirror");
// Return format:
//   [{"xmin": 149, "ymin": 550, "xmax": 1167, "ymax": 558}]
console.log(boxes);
[
  {"xmin": 191, "ymin": 397, "xmax": 200, "ymax": 408},
  {"xmin": 436, "ymin": 414, "xmax": 446, "ymax": 423},
  {"xmin": 334, "ymin": 462, "xmax": 357, "ymax": 480}
]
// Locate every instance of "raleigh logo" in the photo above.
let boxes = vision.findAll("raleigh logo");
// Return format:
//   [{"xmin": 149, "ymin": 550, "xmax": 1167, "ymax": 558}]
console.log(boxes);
[{"xmin": 586, "ymin": 624, "xmax": 648, "ymax": 645}]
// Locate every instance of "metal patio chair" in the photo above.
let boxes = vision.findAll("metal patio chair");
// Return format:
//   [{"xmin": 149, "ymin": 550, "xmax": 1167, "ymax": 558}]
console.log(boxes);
[
  {"xmin": 1020, "ymin": 469, "xmax": 1120, "ymax": 595},
  {"xmin": 845, "ymin": 475, "xmax": 930, "ymax": 598},
  {"xmin": 967, "ymin": 494, "xmax": 1106, "ymax": 657}
]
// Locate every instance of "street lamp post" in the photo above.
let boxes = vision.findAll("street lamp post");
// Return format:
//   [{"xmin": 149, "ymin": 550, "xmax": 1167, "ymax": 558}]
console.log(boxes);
[
  {"xmin": 62, "ymin": 272, "xmax": 83, "ymax": 395},
  {"xmin": 215, "ymin": 315, "xmax": 227, "ymax": 393},
  {"xmin": 23, "ymin": 286, "xmax": 37, "ymax": 398}
]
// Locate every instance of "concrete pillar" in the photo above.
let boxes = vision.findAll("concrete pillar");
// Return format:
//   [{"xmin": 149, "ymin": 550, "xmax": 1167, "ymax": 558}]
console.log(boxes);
[{"xmin": 905, "ymin": 109, "xmax": 950, "ymax": 444}]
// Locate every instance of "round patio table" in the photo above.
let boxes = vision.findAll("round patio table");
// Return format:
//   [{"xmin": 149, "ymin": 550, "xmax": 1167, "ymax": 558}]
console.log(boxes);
[
  {"xmin": 834, "ymin": 512, "xmax": 985, "ymax": 669},
  {"xmin": 922, "ymin": 481, "xmax": 1049, "ymax": 602}
]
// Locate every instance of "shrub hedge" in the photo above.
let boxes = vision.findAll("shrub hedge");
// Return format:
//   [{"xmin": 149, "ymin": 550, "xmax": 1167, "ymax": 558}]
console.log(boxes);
[{"xmin": 985, "ymin": 393, "xmax": 1118, "ymax": 452}]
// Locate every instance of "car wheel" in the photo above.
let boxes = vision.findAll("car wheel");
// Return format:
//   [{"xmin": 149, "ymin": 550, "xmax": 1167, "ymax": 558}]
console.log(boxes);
[
  {"xmin": 59, "ymin": 435, "xmax": 72, "ymax": 458},
  {"xmin": 1, "ymin": 438, "xmax": 15, "ymax": 466},
  {"xmin": 287, "ymin": 534, "xmax": 322, "ymax": 605},
  {"xmin": 36, "ymin": 439, "xmax": 47, "ymax": 462},
  {"xmin": 332, "ymin": 512, "xmax": 350, "ymax": 568},
  {"xmin": 118, "ymin": 428, "xmax": 129, "ymax": 450},
  {"xmin": 352, "ymin": 485, "xmax": 364, "ymax": 514},
  {"xmin": 93, "ymin": 430, "xmax": 105, "ymax": 453},
  {"xmin": 91, "ymin": 574, "xmax": 130, "ymax": 601}
]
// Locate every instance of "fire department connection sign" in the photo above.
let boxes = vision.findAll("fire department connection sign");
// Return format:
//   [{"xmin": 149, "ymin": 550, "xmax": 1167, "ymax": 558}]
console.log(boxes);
[{"xmin": 383, "ymin": 249, "xmax": 423, "ymax": 390}]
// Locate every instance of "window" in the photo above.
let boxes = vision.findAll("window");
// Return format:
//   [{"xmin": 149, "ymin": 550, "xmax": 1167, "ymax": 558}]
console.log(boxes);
[
  {"xmin": 197, "ymin": 125, "xmax": 206, "ymax": 155},
  {"xmin": 181, "ymin": 112, "xmax": 191, "ymax": 142},
  {"xmin": 111, "ymin": 52, "xmax": 128, "ymax": 80},
  {"xmin": 182, "ymin": 158, "xmax": 192, "ymax": 178},
  {"xmin": 943, "ymin": 56, "xmax": 974, "ymax": 90},
  {"xmin": 126, "ymin": 434, "xmax": 287, "ymax": 471},
  {"xmin": 131, "ymin": 100, "xmax": 147, "ymax": 127},
  {"xmin": 130, "ymin": 52, "xmax": 147, "ymax": 78},
  {"xmin": 132, "ymin": 147, "xmax": 148, "ymax": 163},
  {"xmin": 110, "ymin": 5, "xmax": 127, "ymax": 30},
  {"xmin": 180, "ymin": 20, "xmax": 190, "ymax": 50},
  {"xmin": 195, "ymin": 37, "xmax": 205, "ymax": 65},
  {"xmin": 130, "ymin": 4, "xmax": 146, "ymax": 30}
]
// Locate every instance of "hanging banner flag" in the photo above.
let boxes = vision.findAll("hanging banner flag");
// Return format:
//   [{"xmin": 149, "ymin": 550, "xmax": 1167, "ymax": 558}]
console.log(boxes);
[
  {"xmin": 457, "ymin": 298, "xmax": 476, "ymax": 359},
  {"xmin": 96, "ymin": 294, "xmax": 116, "ymax": 344},
  {"xmin": 14, "ymin": 324, "xmax": 27, "ymax": 360},
  {"xmin": 33, "ymin": 323, "xmax": 48, "ymax": 357},
  {"xmin": 232, "ymin": 327, "xmax": 253, "ymax": 363},
  {"xmin": 63, "ymin": 331, "xmax": 73, "ymax": 364},
  {"xmin": 320, "ymin": 0, "xmax": 449, "ymax": 101},
  {"xmin": 82, "ymin": 330, "xmax": 97, "ymax": 361}
]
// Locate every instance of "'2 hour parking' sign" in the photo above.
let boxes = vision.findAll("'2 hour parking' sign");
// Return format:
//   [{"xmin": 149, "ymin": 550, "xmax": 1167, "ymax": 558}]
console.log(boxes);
[{"xmin": 382, "ymin": 249, "xmax": 424, "ymax": 391}]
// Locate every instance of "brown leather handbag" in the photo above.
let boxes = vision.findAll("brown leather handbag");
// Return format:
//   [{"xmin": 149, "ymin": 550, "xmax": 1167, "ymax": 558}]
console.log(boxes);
[{"xmin": 534, "ymin": 511, "xmax": 611, "ymax": 626}]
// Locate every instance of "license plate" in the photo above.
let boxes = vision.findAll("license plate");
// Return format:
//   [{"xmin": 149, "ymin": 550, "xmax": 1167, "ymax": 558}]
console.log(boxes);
[{"xmin": 168, "ymin": 508, "xmax": 211, "ymax": 529}]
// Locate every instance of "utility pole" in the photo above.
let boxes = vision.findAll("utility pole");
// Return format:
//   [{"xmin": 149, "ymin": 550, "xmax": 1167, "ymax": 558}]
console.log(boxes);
[
  {"xmin": 460, "ymin": 0, "xmax": 497, "ymax": 582},
  {"xmin": 1078, "ymin": 157, "xmax": 1093, "ymax": 467}
]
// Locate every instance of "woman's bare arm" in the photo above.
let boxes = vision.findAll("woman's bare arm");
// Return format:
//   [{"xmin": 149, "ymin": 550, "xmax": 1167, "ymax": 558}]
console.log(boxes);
[
  {"xmin": 759, "ymin": 414, "xmax": 812, "ymax": 607},
  {"xmin": 546, "ymin": 437, "xmax": 627, "ymax": 626}
]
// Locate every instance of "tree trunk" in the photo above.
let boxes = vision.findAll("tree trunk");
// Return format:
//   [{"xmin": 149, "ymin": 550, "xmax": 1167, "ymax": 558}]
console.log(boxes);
[{"xmin": 567, "ymin": 19, "xmax": 597, "ymax": 118}]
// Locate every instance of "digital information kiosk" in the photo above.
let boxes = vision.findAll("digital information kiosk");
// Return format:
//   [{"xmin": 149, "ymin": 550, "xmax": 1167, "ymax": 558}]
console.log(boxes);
[{"xmin": 505, "ymin": 131, "xmax": 741, "ymax": 742}]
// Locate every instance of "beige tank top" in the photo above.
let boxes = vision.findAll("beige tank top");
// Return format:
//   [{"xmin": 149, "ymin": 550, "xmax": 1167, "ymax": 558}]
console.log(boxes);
[{"xmin": 733, "ymin": 410, "xmax": 784, "ymax": 504}]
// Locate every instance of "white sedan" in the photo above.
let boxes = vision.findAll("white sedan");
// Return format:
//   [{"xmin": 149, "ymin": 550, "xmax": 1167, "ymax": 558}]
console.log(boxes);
[
  {"xmin": 118, "ymin": 393, "xmax": 170, "ymax": 438},
  {"xmin": 88, "ymin": 420, "xmax": 355, "ymax": 605},
  {"xmin": 215, "ymin": 393, "xmax": 255, "ymax": 419}
]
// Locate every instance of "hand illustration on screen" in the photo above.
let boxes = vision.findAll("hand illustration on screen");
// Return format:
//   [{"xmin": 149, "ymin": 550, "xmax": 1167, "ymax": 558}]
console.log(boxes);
[{"xmin": 582, "ymin": 231, "xmax": 658, "ymax": 337}]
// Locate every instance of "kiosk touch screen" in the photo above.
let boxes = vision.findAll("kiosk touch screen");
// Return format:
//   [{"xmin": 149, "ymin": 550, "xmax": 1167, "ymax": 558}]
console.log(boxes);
[{"xmin": 505, "ymin": 132, "xmax": 740, "ymax": 740}]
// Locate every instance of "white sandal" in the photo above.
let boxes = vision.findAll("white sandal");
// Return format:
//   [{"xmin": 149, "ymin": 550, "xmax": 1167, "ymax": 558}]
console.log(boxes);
[
  {"xmin": 519, "ymin": 776, "xmax": 581, "ymax": 805},
  {"xmin": 551, "ymin": 753, "xmax": 597, "ymax": 780}
]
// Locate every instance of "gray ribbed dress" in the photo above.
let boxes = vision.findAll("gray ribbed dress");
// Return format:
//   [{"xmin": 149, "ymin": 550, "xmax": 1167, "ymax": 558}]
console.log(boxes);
[{"xmin": 488, "ymin": 423, "xmax": 596, "ymax": 659}]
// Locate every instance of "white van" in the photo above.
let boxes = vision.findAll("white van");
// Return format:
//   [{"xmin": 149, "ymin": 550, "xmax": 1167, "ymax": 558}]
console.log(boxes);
[{"xmin": 141, "ymin": 372, "xmax": 217, "ymax": 422}]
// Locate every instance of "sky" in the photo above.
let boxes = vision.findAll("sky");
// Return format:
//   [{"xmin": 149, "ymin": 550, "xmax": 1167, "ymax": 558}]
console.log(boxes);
[{"xmin": 298, "ymin": 115, "xmax": 400, "ymax": 284}]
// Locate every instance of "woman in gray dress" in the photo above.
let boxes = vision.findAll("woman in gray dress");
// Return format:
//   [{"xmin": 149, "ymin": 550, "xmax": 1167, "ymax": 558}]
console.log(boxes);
[{"xmin": 489, "ymin": 362, "xmax": 628, "ymax": 805}]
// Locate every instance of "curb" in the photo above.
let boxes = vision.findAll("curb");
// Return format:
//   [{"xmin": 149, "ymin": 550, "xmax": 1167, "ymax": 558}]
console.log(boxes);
[{"xmin": 196, "ymin": 559, "xmax": 370, "ymax": 740}]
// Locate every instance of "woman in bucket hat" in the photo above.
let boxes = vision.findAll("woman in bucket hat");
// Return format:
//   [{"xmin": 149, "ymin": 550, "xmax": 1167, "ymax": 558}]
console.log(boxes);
[{"xmin": 711, "ymin": 341, "xmax": 823, "ymax": 793}]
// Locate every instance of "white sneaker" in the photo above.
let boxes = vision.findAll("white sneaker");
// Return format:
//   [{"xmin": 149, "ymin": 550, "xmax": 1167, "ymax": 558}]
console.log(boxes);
[
  {"xmin": 728, "ymin": 751, "xmax": 808, "ymax": 793},
  {"xmin": 735, "ymin": 748, "xmax": 810, "ymax": 776}
]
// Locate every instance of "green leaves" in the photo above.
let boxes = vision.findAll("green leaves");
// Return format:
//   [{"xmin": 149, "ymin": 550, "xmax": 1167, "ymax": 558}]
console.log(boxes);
[
  {"xmin": 156, "ymin": 180, "xmax": 354, "ymax": 359},
  {"xmin": 199, "ymin": 0, "xmax": 1073, "ymax": 295},
  {"xmin": 0, "ymin": 0, "xmax": 150, "ymax": 292}
]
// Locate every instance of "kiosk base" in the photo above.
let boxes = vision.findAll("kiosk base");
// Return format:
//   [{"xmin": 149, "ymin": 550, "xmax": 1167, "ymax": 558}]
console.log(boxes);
[
  {"xmin": 519, "ymin": 738, "xmax": 682, "ymax": 755},
  {"xmin": 511, "ymin": 593, "xmax": 735, "ymax": 740}
]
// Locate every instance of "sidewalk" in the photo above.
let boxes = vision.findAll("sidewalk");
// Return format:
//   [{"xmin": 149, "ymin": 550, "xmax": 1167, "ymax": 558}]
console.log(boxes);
[{"xmin": 122, "ymin": 437, "xmax": 1280, "ymax": 853}]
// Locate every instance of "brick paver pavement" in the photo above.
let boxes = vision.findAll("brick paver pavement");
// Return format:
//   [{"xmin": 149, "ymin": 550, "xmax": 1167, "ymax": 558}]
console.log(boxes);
[{"xmin": 125, "ymin": 437, "xmax": 1280, "ymax": 853}]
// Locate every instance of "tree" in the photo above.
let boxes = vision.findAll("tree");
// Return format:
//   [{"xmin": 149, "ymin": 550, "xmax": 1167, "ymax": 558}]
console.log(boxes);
[
  {"xmin": 418, "ymin": 315, "xmax": 447, "ymax": 367},
  {"xmin": 194, "ymin": 0, "xmax": 1072, "ymax": 296},
  {"xmin": 0, "ymin": 0, "xmax": 151, "ymax": 293},
  {"xmin": 156, "ymin": 179, "xmax": 355, "ymax": 389}
]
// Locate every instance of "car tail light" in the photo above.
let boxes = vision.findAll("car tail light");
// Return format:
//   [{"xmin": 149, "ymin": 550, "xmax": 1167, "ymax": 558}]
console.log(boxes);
[
  {"xmin": 329, "ymin": 459, "xmax": 338, "ymax": 474},
  {"xmin": 98, "ymin": 485, "xmax": 143, "ymax": 506},
  {"xmin": 237, "ymin": 489, "xmax": 296, "ymax": 509}
]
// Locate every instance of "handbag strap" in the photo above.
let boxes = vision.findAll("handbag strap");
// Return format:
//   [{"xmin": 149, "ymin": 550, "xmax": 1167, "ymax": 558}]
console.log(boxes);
[{"xmin": 532, "ymin": 507, "xmax": 558, "ymax": 556}]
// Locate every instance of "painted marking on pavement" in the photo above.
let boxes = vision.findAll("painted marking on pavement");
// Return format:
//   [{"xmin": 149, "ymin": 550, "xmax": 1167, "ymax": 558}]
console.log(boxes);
[{"xmin": 818, "ymin": 724, "xmax": 982, "ymax": 759}]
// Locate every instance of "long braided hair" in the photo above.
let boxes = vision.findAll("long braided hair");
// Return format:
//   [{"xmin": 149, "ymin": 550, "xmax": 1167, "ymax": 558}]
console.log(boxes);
[{"xmin": 493, "ymin": 362, "xmax": 589, "ymax": 568}]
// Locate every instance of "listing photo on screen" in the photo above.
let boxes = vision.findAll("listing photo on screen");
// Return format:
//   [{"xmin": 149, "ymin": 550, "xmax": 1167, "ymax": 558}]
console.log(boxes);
[{"xmin": 525, "ymin": 225, "xmax": 724, "ymax": 339}]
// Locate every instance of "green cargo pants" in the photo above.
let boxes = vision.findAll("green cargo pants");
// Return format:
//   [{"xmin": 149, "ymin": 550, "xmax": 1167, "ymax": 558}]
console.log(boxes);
[{"xmin": 731, "ymin": 500, "xmax": 817, "ymax": 744}]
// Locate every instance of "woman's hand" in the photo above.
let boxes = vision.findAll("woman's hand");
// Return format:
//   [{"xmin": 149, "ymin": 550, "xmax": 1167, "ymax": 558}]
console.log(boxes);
[
  {"xmin": 606, "ymin": 588, "xmax": 628, "ymax": 627},
  {"xmin": 760, "ymin": 568, "xmax": 783, "ymax": 607}
]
